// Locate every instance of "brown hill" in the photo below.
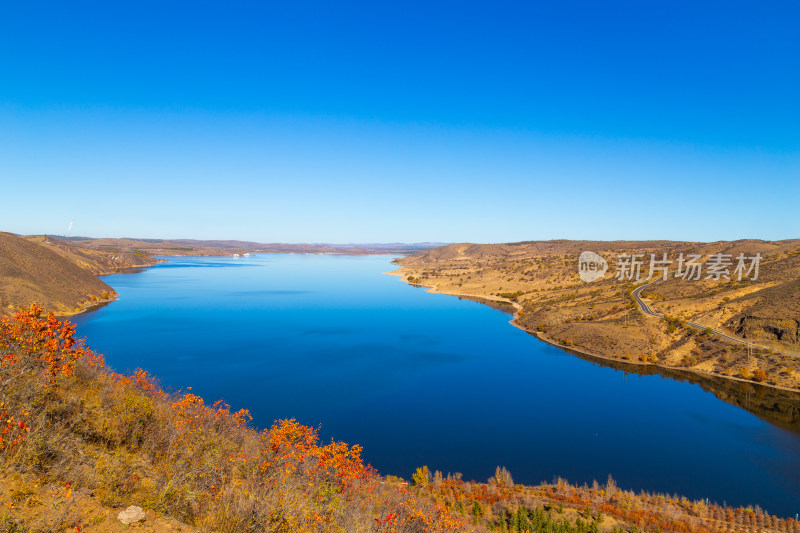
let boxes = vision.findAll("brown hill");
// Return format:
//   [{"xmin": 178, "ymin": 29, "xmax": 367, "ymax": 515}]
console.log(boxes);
[
  {"xmin": 394, "ymin": 239, "xmax": 800, "ymax": 391},
  {"xmin": 0, "ymin": 232, "xmax": 115, "ymax": 315},
  {"xmin": 24, "ymin": 235, "xmax": 160, "ymax": 275}
]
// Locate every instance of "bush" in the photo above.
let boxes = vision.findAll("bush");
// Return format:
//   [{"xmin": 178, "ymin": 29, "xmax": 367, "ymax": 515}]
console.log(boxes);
[
  {"xmin": 662, "ymin": 315, "xmax": 684, "ymax": 334},
  {"xmin": 0, "ymin": 306, "xmax": 466, "ymax": 532}
]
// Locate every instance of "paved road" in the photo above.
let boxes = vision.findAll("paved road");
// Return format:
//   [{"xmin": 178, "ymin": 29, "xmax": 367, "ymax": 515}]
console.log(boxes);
[
  {"xmin": 630, "ymin": 278, "xmax": 664, "ymax": 318},
  {"xmin": 630, "ymin": 277, "xmax": 791, "ymax": 355}
]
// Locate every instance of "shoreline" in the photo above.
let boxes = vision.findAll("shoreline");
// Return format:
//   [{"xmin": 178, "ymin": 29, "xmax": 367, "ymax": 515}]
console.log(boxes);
[
  {"xmin": 67, "ymin": 259, "xmax": 800, "ymax": 396},
  {"xmin": 386, "ymin": 268, "xmax": 800, "ymax": 396},
  {"xmin": 53, "ymin": 263, "xmax": 160, "ymax": 318}
]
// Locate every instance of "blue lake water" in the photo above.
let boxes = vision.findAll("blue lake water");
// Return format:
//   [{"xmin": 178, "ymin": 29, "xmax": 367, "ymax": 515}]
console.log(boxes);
[{"xmin": 73, "ymin": 254, "xmax": 800, "ymax": 516}]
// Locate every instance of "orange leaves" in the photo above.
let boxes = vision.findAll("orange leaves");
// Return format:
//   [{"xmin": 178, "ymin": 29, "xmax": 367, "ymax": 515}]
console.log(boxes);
[
  {"xmin": 231, "ymin": 408, "xmax": 252, "ymax": 427},
  {"xmin": 1, "ymin": 349, "xmax": 18, "ymax": 366},
  {"xmin": 381, "ymin": 488, "xmax": 467, "ymax": 533},
  {"xmin": 253, "ymin": 419, "xmax": 468, "ymax": 531},
  {"xmin": 253, "ymin": 419, "xmax": 465, "ymax": 531},
  {"xmin": 131, "ymin": 369, "xmax": 161, "ymax": 394},
  {"xmin": 173, "ymin": 391, "xmax": 205, "ymax": 411},
  {"xmin": 260, "ymin": 418, "xmax": 375, "ymax": 490},
  {"xmin": 0, "ymin": 406, "xmax": 30, "ymax": 450},
  {"xmin": 171, "ymin": 392, "xmax": 206, "ymax": 430},
  {"xmin": 265, "ymin": 418, "xmax": 316, "ymax": 456},
  {"xmin": 375, "ymin": 510, "xmax": 399, "ymax": 527},
  {"xmin": 168, "ymin": 392, "xmax": 255, "ymax": 436},
  {"xmin": 0, "ymin": 306, "xmax": 107, "ymax": 451},
  {"xmin": 0, "ymin": 304, "xmax": 103, "ymax": 383}
]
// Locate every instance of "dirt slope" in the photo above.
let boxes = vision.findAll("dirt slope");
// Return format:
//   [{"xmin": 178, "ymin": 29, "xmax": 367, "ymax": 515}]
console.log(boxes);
[{"xmin": 0, "ymin": 232, "xmax": 115, "ymax": 315}]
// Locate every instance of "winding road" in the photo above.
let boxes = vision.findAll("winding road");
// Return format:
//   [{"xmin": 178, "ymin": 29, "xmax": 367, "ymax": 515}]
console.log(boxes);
[{"xmin": 630, "ymin": 277, "xmax": 788, "ymax": 354}]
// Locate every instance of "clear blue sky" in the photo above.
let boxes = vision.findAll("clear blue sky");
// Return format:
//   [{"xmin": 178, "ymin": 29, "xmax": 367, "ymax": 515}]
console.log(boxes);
[{"xmin": 1, "ymin": 1, "xmax": 798, "ymax": 243}]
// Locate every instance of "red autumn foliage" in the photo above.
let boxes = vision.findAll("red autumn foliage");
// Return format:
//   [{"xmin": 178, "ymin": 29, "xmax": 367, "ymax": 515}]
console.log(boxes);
[
  {"xmin": 1, "ymin": 305, "xmax": 795, "ymax": 533},
  {"xmin": 0, "ymin": 306, "xmax": 469, "ymax": 531},
  {"xmin": 0, "ymin": 304, "xmax": 102, "ymax": 382}
]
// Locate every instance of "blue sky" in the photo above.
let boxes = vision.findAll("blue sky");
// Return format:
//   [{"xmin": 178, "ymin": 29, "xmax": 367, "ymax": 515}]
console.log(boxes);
[{"xmin": 1, "ymin": 1, "xmax": 798, "ymax": 243}]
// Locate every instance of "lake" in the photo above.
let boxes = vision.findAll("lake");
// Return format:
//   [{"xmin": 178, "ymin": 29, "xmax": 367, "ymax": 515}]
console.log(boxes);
[{"xmin": 73, "ymin": 254, "xmax": 800, "ymax": 516}]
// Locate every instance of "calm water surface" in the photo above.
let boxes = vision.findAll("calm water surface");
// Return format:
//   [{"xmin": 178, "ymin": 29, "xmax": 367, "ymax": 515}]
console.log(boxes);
[{"xmin": 73, "ymin": 255, "xmax": 800, "ymax": 516}]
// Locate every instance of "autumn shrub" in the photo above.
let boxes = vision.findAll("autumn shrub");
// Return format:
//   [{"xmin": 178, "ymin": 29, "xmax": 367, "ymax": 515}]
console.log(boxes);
[
  {"xmin": 0, "ymin": 306, "xmax": 468, "ymax": 532},
  {"xmin": 2, "ymin": 306, "xmax": 793, "ymax": 533},
  {"xmin": 663, "ymin": 315, "xmax": 683, "ymax": 334}
]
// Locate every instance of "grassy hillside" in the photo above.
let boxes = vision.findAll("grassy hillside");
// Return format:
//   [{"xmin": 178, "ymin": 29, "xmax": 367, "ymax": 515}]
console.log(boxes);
[
  {"xmin": 1, "ymin": 306, "xmax": 797, "ymax": 532},
  {"xmin": 23, "ymin": 236, "xmax": 159, "ymax": 276},
  {"xmin": 0, "ymin": 233, "xmax": 116, "ymax": 316},
  {"xmin": 394, "ymin": 239, "xmax": 800, "ymax": 390}
]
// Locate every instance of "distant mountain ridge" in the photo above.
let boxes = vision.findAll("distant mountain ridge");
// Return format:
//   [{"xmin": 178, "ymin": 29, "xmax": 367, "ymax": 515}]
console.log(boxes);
[{"xmin": 45, "ymin": 236, "xmax": 445, "ymax": 256}]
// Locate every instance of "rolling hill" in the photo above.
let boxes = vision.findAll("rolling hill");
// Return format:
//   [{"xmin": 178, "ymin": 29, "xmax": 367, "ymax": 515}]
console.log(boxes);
[{"xmin": 0, "ymin": 232, "xmax": 116, "ymax": 315}]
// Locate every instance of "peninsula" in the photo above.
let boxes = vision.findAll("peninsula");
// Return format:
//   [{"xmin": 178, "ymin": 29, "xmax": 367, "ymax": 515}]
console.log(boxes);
[{"xmin": 393, "ymin": 240, "xmax": 800, "ymax": 391}]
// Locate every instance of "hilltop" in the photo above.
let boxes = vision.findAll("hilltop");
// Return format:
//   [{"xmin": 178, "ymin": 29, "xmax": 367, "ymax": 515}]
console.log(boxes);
[{"xmin": 394, "ymin": 239, "xmax": 800, "ymax": 391}]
